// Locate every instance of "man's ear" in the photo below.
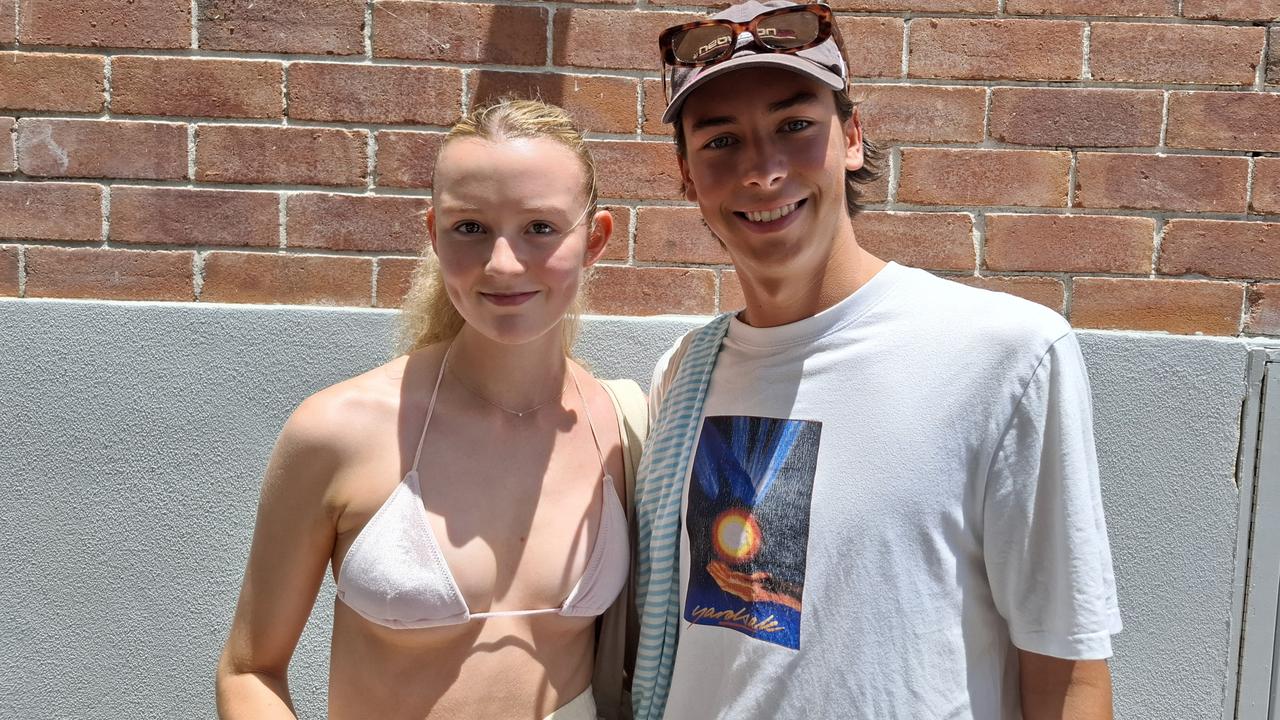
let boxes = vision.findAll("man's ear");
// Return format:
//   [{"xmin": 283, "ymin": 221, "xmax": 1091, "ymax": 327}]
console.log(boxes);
[
  {"xmin": 845, "ymin": 107, "xmax": 865, "ymax": 173},
  {"xmin": 583, "ymin": 209, "xmax": 615, "ymax": 267},
  {"xmin": 426, "ymin": 206, "xmax": 438, "ymax": 254},
  {"xmin": 678, "ymin": 153, "xmax": 698, "ymax": 203}
]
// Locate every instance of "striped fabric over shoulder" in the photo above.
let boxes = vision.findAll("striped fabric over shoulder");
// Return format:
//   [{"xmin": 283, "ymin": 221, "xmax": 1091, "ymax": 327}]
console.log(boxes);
[{"xmin": 632, "ymin": 313, "xmax": 732, "ymax": 720}]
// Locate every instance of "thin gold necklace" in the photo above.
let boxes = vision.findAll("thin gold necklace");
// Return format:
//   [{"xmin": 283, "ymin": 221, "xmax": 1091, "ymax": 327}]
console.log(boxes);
[{"xmin": 445, "ymin": 348, "xmax": 569, "ymax": 418}]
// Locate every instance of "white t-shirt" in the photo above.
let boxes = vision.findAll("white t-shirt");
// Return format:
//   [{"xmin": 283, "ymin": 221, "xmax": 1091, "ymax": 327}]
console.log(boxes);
[{"xmin": 651, "ymin": 262, "xmax": 1122, "ymax": 720}]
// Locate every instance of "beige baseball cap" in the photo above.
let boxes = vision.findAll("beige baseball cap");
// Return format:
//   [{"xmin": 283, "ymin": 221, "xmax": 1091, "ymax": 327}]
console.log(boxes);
[{"xmin": 661, "ymin": 0, "xmax": 849, "ymax": 124}]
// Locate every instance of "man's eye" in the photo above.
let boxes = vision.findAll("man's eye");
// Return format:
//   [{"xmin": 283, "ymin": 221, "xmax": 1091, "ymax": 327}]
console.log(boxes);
[
  {"xmin": 783, "ymin": 119, "xmax": 812, "ymax": 132},
  {"xmin": 705, "ymin": 135, "xmax": 736, "ymax": 150},
  {"xmin": 454, "ymin": 221, "xmax": 484, "ymax": 234}
]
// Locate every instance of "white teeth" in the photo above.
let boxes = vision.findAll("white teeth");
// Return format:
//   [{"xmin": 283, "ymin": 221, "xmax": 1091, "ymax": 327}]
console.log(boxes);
[{"xmin": 745, "ymin": 202, "xmax": 799, "ymax": 223}]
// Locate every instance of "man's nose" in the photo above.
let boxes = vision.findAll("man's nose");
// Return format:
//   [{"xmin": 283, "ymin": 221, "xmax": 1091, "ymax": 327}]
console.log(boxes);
[{"xmin": 742, "ymin": 137, "xmax": 787, "ymax": 189}]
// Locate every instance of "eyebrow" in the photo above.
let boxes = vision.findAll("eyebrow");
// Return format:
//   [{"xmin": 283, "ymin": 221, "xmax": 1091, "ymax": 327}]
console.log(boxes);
[{"xmin": 688, "ymin": 91, "xmax": 822, "ymax": 132}]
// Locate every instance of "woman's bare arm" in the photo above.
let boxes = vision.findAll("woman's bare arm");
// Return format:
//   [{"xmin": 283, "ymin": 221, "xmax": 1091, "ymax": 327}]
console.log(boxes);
[{"xmin": 216, "ymin": 396, "xmax": 346, "ymax": 718}]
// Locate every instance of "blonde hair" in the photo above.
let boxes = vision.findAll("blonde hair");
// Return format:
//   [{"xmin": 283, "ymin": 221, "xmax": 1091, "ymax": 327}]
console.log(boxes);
[{"xmin": 398, "ymin": 99, "xmax": 600, "ymax": 355}]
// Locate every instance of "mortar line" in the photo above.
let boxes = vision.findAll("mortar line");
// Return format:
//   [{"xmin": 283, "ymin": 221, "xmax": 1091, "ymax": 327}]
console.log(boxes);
[
  {"xmin": 364, "ymin": 0, "xmax": 374, "ymax": 58},
  {"xmin": 187, "ymin": 125, "xmax": 196, "ymax": 181},
  {"xmin": 973, "ymin": 212, "xmax": 986, "ymax": 273},
  {"xmin": 278, "ymin": 193, "xmax": 288, "ymax": 250},
  {"xmin": 1159, "ymin": 91, "xmax": 1170, "ymax": 148},
  {"xmin": 101, "ymin": 185, "xmax": 111, "ymax": 247},
  {"xmin": 1062, "ymin": 274, "xmax": 1074, "ymax": 320},
  {"xmin": 887, "ymin": 147, "xmax": 902, "ymax": 207},
  {"xmin": 1081, "ymin": 23, "xmax": 1091, "ymax": 81},
  {"xmin": 370, "ymin": 256, "xmax": 380, "ymax": 306},
  {"xmin": 982, "ymin": 87, "xmax": 992, "ymax": 143},
  {"xmin": 635, "ymin": 76, "xmax": 646, "ymax": 136},
  {"xmin": 192, "ymin": 251, "xmax": 205, "ymax": 299},
  {"xmin": 190, "ymin": 0, "xmax": 199, "ymax": 49},
  {"xmin": 1067, "ymin": 151, "xmax": 1078, "ymax": 208},
  {"xmin": 1257, "ymin": 28, "xmax": 1270, "ymax": 90},
  {"xmin": 545, "ymin": 8, "xmax": 556, "ymax": 69},
  {"xmin": 899, "ymin": 20, "xmax": 910, "ymax": 78},
  {"xmin": 366, "ymin": 132, "xmax": 377, "ymax": 191},
  {"xmin": 282, "ymin": 62, "xmax": 291, "ymax": 127},
  {"xmin": 460, "ymin": 68, "xmax": 472, "ymax": 113},
  {"xmin": 16, "ymin": 245, "xmax": 25, "ymax": 297},
  {"xmin": 102, "ymin": 56, "xmax": 113, "ymax": 118},
  {"xmin": 1246, "ymin": 155, "xmax": 1256, "ymax": 216},
  {"xmin": 1151, "ymin": 216, "xmax": 1165, "ymax": 278}
]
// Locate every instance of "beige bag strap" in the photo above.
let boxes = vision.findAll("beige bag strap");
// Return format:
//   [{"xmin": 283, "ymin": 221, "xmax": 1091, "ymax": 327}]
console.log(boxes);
[
  {"xmin": 594, "ymin": 377, "xmax": 647, "ymax": 720},
  {"xmin": 600, "ymin": 378, "xmax": 648, "ymax": 520}
]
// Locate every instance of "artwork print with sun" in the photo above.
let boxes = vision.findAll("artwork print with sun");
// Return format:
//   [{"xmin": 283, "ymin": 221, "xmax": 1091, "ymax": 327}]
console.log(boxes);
[{"xmin": 684, "ymin": 415, "xmax": 822, "ymax": 650}]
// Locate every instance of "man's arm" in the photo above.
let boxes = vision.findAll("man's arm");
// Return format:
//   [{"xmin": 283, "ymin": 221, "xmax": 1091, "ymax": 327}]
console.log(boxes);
[{"xmin": 1018, "ymin": 650, "xmax": 1113, "ymax": 720}]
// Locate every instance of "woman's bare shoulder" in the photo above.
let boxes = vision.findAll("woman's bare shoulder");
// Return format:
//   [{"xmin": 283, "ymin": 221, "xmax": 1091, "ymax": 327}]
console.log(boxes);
[{"xmin": 280, "ymin": 355, "xmax": 415, "ymax": 465}]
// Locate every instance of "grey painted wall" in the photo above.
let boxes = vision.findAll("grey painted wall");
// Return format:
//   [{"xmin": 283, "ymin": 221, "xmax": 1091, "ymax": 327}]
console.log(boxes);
[{"xmin": 0, "ymin": 299, "xmax": 1260, "ymax": 719}]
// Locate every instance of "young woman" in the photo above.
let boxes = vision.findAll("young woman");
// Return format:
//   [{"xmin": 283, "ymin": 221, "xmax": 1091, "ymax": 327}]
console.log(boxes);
[{"xmin": 216, "ymin": 100, "xmax": 642, "ymax": 720}]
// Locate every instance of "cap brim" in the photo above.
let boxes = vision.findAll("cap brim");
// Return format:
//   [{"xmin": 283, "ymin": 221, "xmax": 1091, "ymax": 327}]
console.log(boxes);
[{"xmin": 661, "ymin": 53, "xmax": 846, "ymax": 125}]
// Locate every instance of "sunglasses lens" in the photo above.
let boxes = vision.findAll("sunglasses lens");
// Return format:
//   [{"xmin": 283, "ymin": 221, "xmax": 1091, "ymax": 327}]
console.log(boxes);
[
  {"xmin": 670, "ymin": 24, "xmax": 735, "ymax": 64},
  {"xmin": 756, "ymin": 11, "xmax": 821, "ymax": 50}
]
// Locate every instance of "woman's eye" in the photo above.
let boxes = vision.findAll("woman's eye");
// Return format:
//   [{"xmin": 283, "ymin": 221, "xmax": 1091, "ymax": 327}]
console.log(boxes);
[
  {"xmin": 529, "ymin": 222, "xmax": 556, "ymax": 235},
  {"xmin": 454, "ymin": 221, "xmax": 484, "ymax": 234},
  {"xmin": 705, "ymin": 135, "xmax": 736, "ymax": 150},
  {"xmin": 783, "ymin": 119, "xmax": 812, "ymax": 133}
]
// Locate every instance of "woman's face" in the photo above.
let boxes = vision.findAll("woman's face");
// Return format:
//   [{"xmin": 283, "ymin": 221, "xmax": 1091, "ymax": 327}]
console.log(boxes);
[{"xmin": 428, "ymin": 136, "xmax": 610, "ymax": 347}]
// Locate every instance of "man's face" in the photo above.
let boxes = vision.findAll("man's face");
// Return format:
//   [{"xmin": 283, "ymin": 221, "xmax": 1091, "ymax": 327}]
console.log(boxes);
[{"xmin": 677, "ymin": 67, "xmax": 863, "ymax": 275}]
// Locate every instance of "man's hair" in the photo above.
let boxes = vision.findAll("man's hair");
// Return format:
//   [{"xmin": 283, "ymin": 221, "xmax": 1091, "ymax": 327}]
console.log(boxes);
[{"xmin": 671, "ymin": 88, "xmax": 885, "ymax": 217}]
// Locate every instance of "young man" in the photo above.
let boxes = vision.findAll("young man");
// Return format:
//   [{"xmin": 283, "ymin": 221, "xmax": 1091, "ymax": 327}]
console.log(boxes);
[{"xmin": 630, "ymin": 2, "xmax": 1122, "ymax": 718}]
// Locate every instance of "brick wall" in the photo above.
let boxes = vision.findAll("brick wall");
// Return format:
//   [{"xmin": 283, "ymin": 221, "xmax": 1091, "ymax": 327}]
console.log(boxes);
[{"xmin": 1, "ymin": 0, "xmax": 1278, "ymax": 336}]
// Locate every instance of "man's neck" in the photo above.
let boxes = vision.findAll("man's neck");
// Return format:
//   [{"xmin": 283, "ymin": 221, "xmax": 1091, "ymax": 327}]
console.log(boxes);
[{"xmin": 735, "ymin": 230, "xmax": 887, "ymax": 329}]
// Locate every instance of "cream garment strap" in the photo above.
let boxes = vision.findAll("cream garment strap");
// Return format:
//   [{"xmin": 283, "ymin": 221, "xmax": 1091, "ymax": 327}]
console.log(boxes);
[
  {"xmin": 410, "ymin": 342, "xmax": 452, "ymax": 473},
  {"xmin": 568, "ymin": 366, "xmax": 611, "ymax": 479}
]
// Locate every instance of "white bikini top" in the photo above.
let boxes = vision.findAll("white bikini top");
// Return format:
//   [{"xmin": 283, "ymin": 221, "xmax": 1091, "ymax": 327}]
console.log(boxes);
[{"xmin": 335, "ymin": 346, "xmax": 629, "ymax": 629}]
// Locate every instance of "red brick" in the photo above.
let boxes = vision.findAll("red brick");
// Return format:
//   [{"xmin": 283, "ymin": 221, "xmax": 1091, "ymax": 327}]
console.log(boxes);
[
  {"xmin": 24, "ymin": 246, "xmax": 193, "ymax": 300},
  {"xmin": 375, "ymin": 131, "xmax": 444, "ymax": 190},
  {"xmin": 989, "ymin": 87, "xmax": 1163, "ymax": 148},
  {"xmin": 469, "ymin": 72, "xmax": 639, "ymax": 135},
  {"xmin": 1090, "ymin": 23, "xmax": 1263, "ymax": 85},
  {"xmin": 289, "ymin": 64, "xmax": 461, "ymax": 126},
  {"xmin": 838, "ymin": 17, "xmax": 905, "ymax": 79},
  {"xmin": 1269, "ymin": 28, "xmax": 1280, "ymax": 84},
  {"xmin": 985, "ymin": 213, "xmax": 1154, "ymax": 273},
  {"xmin": 110, "ymin": 187, "xmax": 278, "ymax": 247},
  {"xmin": 599, "ymin": 206, "xmax": 631, "ymax": 262},
  {"xmin": 1, "ymin": 117, "xmax": 14, "ymax": 174},
  {"xmin": 112, "ymin": 57, "xmax": 282, "ymax": 119},
  {"xmin": 589, "ymin": 141, "xmax": 683, "ymax": 201},
  {"xmin": 197, "ymin": 125, "xmax": 367, "ymax": 187},
  {"xmin": 375, "ymin": 2, "xmax": 546, "ymax": 65},
  {"xmin": 1253, "ymin": 158, "xmax": 1280, "ymax": 215},
  {"xmin": 554, "ymin": 9, "xmax": 696, "ymax": 71},
  {"xmin": 853, "ymin": 211, "xmax": 975, "ymax": 271},
  {"xmin": 585, "ymin": 265, "xmax": 715, "ymax": 315},
  {"xmin": 1007, "ymin": 0, "xmax": 1175, "ymax": 15},
  {"xmin": 0, "ymin": 52, "xmax": 104, "ymax": 113},
  {"xmin": 201, "ymin": 251, "xmax": 372, "ymax": 306},
  {"xmin": 828, "ymin": 0, "xmax": 997, "ymax": 10},
  {"xmin": 1246, "ymin": 283, "xmax": 1280, "ymax": 335},
  {"xmin": 634, "ymin": 206, "xmax": 728, "ymax": 265},
  {"xmin": 856, "ymin": 161, "xmax": 891, "ymax": 205},
  {"xmin": 1166, "ymin": 92, "xmax": 1280, "ymax": 153},
  {"xmin": 19, "ymin": 0, "xmax": 190, "ymax": 49},
  {"xmin": 950, "ymin": 275, "xmax": 1065, "ymax": 313},
  {"xmin": 375, "ymin": 256, "xmax": 422, "ymax": 309},
  {"xmin": 908, "ymin": 19, "xmax": 1084, "ymax": 82},
  {"xmin": 287, "ymin": 194, "xmax": 429, "ymax": 253},
  {"xmin": 642, "ymin": 79, "xmax": 671, "ymax": 137},
  {"xmin": 1182, "ymin": 0, "xmax": 1280, "ymax": 20},
  {"xmin": 0, "ymin": 246, "xmax": 17, "ymax": 296},
  {"xmin": 0, "ymin": 1, "xmax": 14, "ymax": 43},
  {"xmin": 854, "ymin": 85, "xmax": 985, "ymax": 145},
  {"xmin": 1071, "ymin": 277, "xmax": 1244, "ymax": 335},
  {"xmin": 899, "ymin": 148, "xmax": 1070, "ymax": 207},
  {"xmin": 1160, "ymin": 220, "xmax": 1280, "ymax": 280},
  {"xmin": 720, "ymin": 269, "xmax": 745, "ymax": 312},
  {"xmin": 17, "ymin": 119, "xmax": 187, "ymax": 180},
  {"xmin": 1075, "ymin": 153, "xmax": 1248, "ymax": 213},
  {"xmin": 0, "ymin": 182, "xmax": 101, "ymax": 241},
  {"xmin": 198, "ymin": 0, "xmax": 364, "ymax": 55}
]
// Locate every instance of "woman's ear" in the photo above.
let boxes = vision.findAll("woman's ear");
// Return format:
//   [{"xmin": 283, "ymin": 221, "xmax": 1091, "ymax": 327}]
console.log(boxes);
[
  {"xmin": 583, "ymin": 209, "xmax": 615, "ymax": 267},
  {"xmin": 426, "ymin": 206, "xmax": 438, "ymax": 254}
]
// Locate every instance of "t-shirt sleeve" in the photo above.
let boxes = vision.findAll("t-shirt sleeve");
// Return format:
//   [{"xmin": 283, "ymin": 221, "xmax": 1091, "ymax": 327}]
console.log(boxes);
[{"xmin": 982, "ymin": 330, "xmax": 1122, "ymax": 660}]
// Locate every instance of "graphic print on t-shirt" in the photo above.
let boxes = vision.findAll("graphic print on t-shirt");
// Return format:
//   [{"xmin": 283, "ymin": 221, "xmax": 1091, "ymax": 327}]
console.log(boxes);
[{"xmin": 684, "ymin": 415, "xmax": 821, "ymax": 650}]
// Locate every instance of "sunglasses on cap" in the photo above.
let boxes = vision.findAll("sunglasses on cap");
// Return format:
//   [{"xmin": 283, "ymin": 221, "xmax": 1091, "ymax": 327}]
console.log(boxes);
[{"xmin": 658, "ymin": 2, "xmax": 844, "ymax": 103}]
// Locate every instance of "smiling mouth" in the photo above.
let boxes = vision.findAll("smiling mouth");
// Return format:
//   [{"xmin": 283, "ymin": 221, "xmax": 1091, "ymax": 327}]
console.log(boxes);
[
  {"xmin": 479, "ymin": 290, "xmax": 538, "ymax": 306},
  {"xmin": 736, "ymin": 200, "xmax": 805, "ymax": 224}
]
